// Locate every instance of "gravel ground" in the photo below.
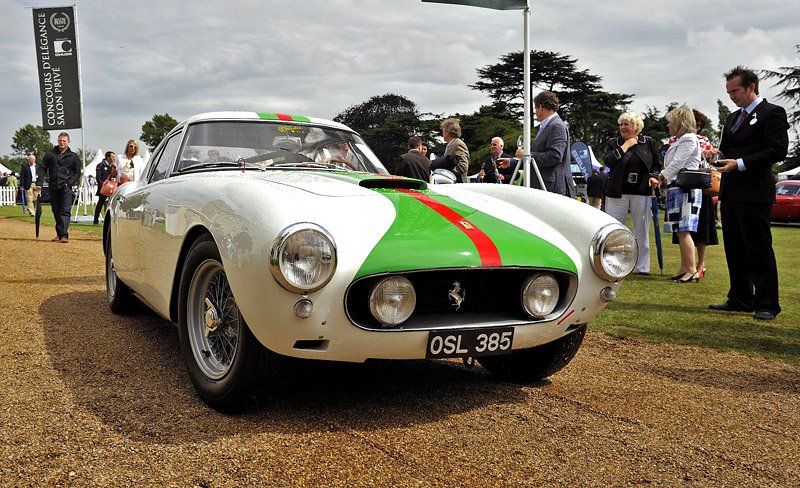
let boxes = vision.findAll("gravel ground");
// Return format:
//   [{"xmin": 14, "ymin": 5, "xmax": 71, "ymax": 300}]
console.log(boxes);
[{"xmin": 1, "ymin": 216, "xmax": 799, "ymax": 487}]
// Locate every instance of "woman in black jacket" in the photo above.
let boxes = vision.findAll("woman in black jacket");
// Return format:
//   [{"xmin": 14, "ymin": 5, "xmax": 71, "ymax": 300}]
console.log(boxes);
[{"xmin": 603, "ymin": 112, "xmax": 662, "ymax": 274}]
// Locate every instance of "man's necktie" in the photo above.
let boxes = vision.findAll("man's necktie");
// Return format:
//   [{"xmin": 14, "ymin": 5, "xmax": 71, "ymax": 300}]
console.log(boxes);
[{"xmin": 731, "ymin": 109, "xmax": 747, "ymax": 132}]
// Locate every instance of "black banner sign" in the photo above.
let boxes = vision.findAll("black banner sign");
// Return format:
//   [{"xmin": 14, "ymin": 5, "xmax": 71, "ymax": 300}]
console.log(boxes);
[{"xmin": 32, "ymin": 6, "xmax": 82, "ymax": 130}]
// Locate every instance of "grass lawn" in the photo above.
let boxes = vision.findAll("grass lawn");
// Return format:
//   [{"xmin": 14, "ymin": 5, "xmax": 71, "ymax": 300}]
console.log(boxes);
[
  {"xmin": 0, "ymin": 202, "xmax": 103, "ymax": 237},
  {"xmin": 2, "ymin": 203, "xmax": 798, "ymax": 363},
  {"xmin": 593, "ymin": 219, "xmax": 800, "ymax": 364}
]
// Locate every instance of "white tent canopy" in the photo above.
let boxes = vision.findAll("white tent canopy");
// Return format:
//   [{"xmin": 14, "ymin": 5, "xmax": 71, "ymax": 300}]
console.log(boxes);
[
  {"xmin": 778, "ymin": 165, "xmax": 800, "ymax": 180},
  {"xmin": 82, "ymin": 148, "xmax": 104, "ymax": 181},
  {"xmin": 0, "ymin": 162, "xmax": 14, "ymax": 175}
]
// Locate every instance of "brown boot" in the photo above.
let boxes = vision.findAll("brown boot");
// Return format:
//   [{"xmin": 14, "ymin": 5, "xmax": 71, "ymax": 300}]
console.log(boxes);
[
  {"xmin": 60, "ymin": 236, "xmax": 69, "ymax": 243},
  {"xmin": 51, "ymin": 236, "xmax": 61, "ymax": 242}
]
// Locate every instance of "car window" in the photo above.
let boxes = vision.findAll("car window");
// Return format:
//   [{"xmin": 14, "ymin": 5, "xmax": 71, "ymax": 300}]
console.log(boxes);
[
  {"xmin": 150, "ymin": 133, "xmax": 183, "ymax": 183},
  {"xmin": 776, "ymin": 184, "xmax": 800, "ymax": 196},
  {"xmin": 177, "ymin": 120, "xmax": 389, "ymax": 174}
]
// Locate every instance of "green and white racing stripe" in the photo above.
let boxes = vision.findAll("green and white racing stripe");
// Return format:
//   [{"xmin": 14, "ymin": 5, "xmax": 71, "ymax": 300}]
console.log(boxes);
[{"xmin": 346, "ymin": 177, "xmax": 577, "ymax": 279}]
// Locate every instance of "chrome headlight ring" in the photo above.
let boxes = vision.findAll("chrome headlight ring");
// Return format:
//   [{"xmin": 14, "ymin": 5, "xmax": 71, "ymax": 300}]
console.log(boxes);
[
  {"xmin": 590, "ymin": 224, "xmax": 638, "ymax": 282},
  {"xmin": 270, "ymin": 223, "xmax": 337, "ymax": 294}
]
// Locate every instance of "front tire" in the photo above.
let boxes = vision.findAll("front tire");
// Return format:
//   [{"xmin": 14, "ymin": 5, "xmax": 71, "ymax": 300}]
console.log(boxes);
[
  {"xmin": 478, "ymin": 324, "xmax": 587, "ymax": 383},
  {"xmin": 105, "ymin": 228, "xmax": 135, "ymax": 314},
  {"xmin": 177, "ymin": 235, "xmax": 277, "ymax": 410}
]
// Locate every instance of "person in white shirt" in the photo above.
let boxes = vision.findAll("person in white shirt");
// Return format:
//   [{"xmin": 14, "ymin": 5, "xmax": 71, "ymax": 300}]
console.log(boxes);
[
  {"xmin": 117, "ymin": 139, "xmax": 144, "ymax": 182},
  {"xmin": 658, "ymin": 106, "xmax": 703, "ymax": 283}
]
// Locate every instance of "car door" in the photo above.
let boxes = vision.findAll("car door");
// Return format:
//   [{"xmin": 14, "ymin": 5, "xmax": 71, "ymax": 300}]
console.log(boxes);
[{"xmin": 134, "ymin": 132, "xmax": 184, "ymax": 313}]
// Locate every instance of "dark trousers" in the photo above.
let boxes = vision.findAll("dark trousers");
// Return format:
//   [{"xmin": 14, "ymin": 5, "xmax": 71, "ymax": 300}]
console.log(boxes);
[
  {"xmin": 721, "ymin": 201, "xmax": 780, "ymax": 314},
  {"xmin": 94, "ymin": 194, "xmax": 108, "ymax": 224},
  {"xmin": 49, "ymin": 185, "xmax": 74, "ymax": 238}
]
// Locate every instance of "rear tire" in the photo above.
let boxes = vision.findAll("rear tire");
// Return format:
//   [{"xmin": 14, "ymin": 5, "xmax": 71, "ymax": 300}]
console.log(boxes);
[
  {"xmin": 177, "ymin": 235, "xmax": 280, "ymax": 411},
  {"xmin": 478, "ymin": 325, "xmax": 587, "ymax": 383},
  {"xmin": 105, "ymin": 228, "xmax": 135, "ymax": 314}
]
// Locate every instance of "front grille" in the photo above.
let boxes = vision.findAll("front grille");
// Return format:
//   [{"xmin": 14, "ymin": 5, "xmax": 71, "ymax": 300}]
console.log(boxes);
[{"xmin": 345, "ymin": 268, "xmax": 576, "ymax": 331}]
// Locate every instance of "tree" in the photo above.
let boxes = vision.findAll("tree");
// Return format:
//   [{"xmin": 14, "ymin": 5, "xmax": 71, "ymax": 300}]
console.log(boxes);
[
  {"xmin": 470, "ymin": 50, "xmax": 633, "ymax": 148},
  {"xmin": 334, "ymin": 94, "xmax": 437, "ymax": 164},
  {"xmin": 11, "ymin": 124, "xmax": 52, "ymax": 158},
  {"xmin": 140, "ymin": 113, "xmax": 179, "ymax": 150},
  {"xmin": 762, "ymin": 45, "xmax": 800, "ymax": 170},
  {"xmin": 76, "ymin": 148, "xmax": 97, "ymax": 165},
  {"xmin": 715, "ymin": 99, "xmax": 731, "ymax": 144}
]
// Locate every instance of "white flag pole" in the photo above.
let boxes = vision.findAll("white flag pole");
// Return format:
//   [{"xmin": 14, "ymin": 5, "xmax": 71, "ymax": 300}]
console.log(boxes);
[
  {"xmin": 522, "ymin": 4, "xmax": 545, "ymax": 190},
  {"xmin": 522, "ymin": 5, "xmax": 530, "ymax": 188}
]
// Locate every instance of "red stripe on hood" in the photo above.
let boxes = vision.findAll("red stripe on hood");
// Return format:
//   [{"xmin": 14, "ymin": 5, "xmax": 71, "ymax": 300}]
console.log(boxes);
[{"xmin": 397, "ymin": 189, "xmax": 501, "ymax": 267}]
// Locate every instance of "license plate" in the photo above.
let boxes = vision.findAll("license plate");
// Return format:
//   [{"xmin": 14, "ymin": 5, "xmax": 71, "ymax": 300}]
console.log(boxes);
[{"xmin": 426, "ymin": 327, "xmax": 514, "ymax": 359}]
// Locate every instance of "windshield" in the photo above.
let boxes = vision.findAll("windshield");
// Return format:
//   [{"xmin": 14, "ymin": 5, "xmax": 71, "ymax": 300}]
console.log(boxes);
[{"xmin": 176, "ymin": 120, "xmax": 388, "ymax": 174}]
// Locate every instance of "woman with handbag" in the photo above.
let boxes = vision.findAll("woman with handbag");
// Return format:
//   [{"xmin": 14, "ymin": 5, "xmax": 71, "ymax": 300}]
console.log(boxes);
[
  {"xmin": 117, "ymin": 139, "xmax": 144, "ymax": 183},
  {"xmin": 603, "ymin": 112, "xmax": 662, "ymax": 274},
  {"xmin": 658, "ymin": 106, "xmax": 704, "ymax": 283},
  {"xmin": 667, "ymin": 109, "xmax": 719, "ymax": 279}
]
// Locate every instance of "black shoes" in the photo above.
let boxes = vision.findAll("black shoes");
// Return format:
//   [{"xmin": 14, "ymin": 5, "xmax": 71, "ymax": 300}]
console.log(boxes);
[
  {"xmin": 708, "ymin": 302, "xmax": 753, "ymax": 313},
  {"xmin": 709, "ymin": 302, "xmax": 777, "ymax": 320},
  {"xmin": 753, "ymin": 311, "xmax": 776, "ymax": 321}
]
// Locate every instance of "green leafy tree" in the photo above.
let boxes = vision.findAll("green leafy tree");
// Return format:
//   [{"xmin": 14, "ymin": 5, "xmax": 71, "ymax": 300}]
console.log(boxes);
[
  {"xmin": 762, "ymin": 45, "xmax": 800, "ymax": 170},
  {"xmin": 470, "ymin": 50, "xmax": 633, "ymax": 148},
  {"xmin": 334, "ymin": 94, "xmax": 437, "ymax": 164},
  {"xmin": 716, "ymin": 99, "xmax": 731, "ymax": 142},
  {"xmin": 1, "ymin": 155, "xmax": 27, "ymax": 174},
  {"xmin": 76, "ymin": 148, "xmax": 97, "ymax": 166},
  {"xmin": 140, "ymin": 113, "xmax": 179, "ymax": 150},
  {"xmin": 11, "ymin": 124, "xmax": 52, "ymax": 158}
]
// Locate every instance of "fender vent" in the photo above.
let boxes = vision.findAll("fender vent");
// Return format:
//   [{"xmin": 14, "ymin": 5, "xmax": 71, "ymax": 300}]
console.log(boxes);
[{"xmin": 359, "ymin": 178, "xmax": 426, "ymax": 190}]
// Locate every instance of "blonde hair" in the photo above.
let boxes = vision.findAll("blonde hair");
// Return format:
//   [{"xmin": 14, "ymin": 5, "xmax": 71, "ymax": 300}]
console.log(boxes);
[
  {"xmin": 666, "ymin": 106, "xmax": 697, "ymax": 137},
  {"xmin": 124, "ymin": 139, "xmax": 140, "ymax": 157},
  {"xmin": 618, "ymin": 112, "xmax": 644, "ymax": 134}
]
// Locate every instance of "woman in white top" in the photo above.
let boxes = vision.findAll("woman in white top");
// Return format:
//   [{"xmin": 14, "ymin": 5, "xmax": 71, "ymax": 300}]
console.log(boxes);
[
  {"xmin": 117, "ymin": 139, "xmax": 144, "ymax": 183},
  {"xmin": 658, "ymin": 106, "xmax": 703, "ymax": 283}
]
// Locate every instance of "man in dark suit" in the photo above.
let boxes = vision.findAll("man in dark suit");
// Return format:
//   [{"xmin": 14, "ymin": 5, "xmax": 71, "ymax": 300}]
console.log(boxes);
[
  {"xmin": 709, "ymin": 66, "xmax": 789, "ymax": 321},
  {"xmin": 528, "ymin": 91, "xmax": 575, "ymax": 197},
  {"xmin": 479, "ymin": 137, "xmax": 511, "ymax": 183},
  {"xmin": 20, "ymin": 154, "xmax": 37, "ymax": 216},
  {"xmin": 393, "ymin": 136, "xmax": 431, "ymax": 182},
  {"xmin": 94, "ymin": 151, "xmax": 116, "ymax": 225}
]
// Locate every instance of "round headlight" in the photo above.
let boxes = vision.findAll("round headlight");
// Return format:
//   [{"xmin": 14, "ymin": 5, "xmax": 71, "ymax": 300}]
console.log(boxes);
[
  {"xmin": 270, "ymin": 223, "xmax": 337, "ymax": 293},
  {"xmin": 591, "ymin": 224, "xmax": 638, "ymax": 281},
  {"xmin": 522, "ymin": 273, "xmax": 560, "ymax": 318},
  {"xmin": 369, "ymin": 276, "xmax": 416, "ymax": 327}
]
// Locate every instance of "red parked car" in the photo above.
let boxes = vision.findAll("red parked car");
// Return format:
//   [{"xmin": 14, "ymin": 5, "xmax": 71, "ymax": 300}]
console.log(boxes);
[{"xmin": 772, "ymin": 180, "xmax": 800, "ymax": 222}]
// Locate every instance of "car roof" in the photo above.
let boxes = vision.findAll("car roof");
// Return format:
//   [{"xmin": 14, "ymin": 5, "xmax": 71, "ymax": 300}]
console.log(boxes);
[{"xmin": 179, "ymin": 111, "xmax": 353, "ymax": 132}]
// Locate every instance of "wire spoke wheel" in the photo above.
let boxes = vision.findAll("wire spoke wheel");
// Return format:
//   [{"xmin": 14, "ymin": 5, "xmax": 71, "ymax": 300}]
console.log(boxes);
[{"xmin": 186, "ymin": 259, "xmax": 241, "ymax": 380}]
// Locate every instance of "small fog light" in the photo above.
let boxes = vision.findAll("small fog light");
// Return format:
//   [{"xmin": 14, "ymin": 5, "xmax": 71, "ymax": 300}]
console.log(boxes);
[
  {"xmin": 599, "ymin": 287, "xmax": 616, "ymax": 302},
  {"xmin": 294, "ymin": 298, "xmax": 314, "ymax": 318}
]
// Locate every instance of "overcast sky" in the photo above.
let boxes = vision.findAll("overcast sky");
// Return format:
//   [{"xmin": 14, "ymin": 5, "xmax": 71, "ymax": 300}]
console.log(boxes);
[{"xmin": 2, "ymin": 0, "xmax": 798, "ymax": 159}]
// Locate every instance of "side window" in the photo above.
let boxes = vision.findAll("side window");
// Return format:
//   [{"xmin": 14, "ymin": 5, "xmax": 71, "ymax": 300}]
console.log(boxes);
[{"xmin": 149, "ymin": 134, "xmax": 182, "ymax": 183}]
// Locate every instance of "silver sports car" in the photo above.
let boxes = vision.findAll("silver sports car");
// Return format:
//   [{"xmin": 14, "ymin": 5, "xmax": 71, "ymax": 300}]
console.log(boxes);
[{"xmin": 103, "ymin": 111, "xmax": 637, "ymax": 409}]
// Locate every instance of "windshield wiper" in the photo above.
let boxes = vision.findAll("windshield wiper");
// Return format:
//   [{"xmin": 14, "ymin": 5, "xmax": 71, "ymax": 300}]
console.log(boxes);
[{"xmin": 180, "ymin": 161, "xmax": 243, "ymax": 172}]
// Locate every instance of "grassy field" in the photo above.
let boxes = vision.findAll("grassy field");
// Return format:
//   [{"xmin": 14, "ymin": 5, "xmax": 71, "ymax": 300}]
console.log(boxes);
[
  {"xmin": 2, "ymin": 203, "xmax": 798, "ymax": 363},
  {"xmin": 0, "ymin": 202, "xmax": 103, "ymax": 237}
]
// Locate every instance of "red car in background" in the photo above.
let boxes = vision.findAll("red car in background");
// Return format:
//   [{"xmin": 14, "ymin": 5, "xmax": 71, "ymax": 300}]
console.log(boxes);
[{"xmin": 772, "ymin": 180, "xmax": 800, "ymax": 222}]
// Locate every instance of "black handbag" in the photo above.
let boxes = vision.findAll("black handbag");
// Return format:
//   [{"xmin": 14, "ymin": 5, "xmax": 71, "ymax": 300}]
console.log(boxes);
[{"xmin": 676, "ymin": 169, "xmax": 711, "ymax": 190}]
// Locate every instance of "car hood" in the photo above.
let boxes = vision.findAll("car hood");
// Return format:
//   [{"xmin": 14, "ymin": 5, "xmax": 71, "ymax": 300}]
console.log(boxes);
[{"xmin": 256, "ymin": 170, "xmax": 578, "ymax": 279}]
